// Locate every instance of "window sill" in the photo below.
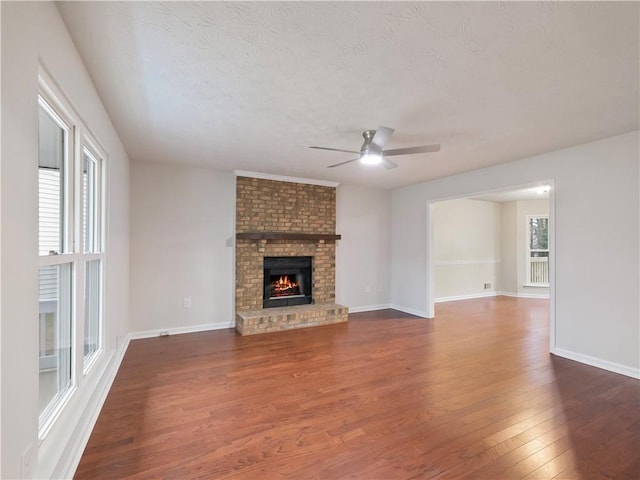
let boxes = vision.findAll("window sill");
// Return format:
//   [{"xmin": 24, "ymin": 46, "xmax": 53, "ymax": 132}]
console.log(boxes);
[{"xmin": 83, "ymin": 347, "xmax": 103, "ymax": 376}]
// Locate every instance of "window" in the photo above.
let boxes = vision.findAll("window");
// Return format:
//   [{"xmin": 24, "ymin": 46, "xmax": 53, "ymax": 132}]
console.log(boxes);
[
  {"xmin": 82, "ymin": 145, "xmax": 104, "ymax": 367},
  {"xmin": 38, "ymin": 74, "xmax": 107, "ymax": 436},
  {"xmin": 38, "ymin": 99, "xmax": 69, "ymax": 256},
  {"xmin": 38, "ymin": 264, "xmax": 73, "ymax": 421},
  {"xmin": 38, "ymin": 97, "xmax": 74, "ymax": 431},
  {"xmin": 83, "ymin": 148, "xmax": 102, "ymax": 253},
  {"xmin": 526, "ymin": 215, "xmax": 549, "ymax": 286},
  {"xmin": 84, "ymin": 259, "xmax": 102, "ymax": 363}
]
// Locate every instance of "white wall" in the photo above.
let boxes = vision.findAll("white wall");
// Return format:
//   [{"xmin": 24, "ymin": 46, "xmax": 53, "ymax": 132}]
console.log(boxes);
[
  {"xmin": 1, "ymin": 2, "xmax": 130, "ymax": 478},
  {"xmin": 391, "ymin": 131, "xmax": 639, "ymax": 377},
  {"xmin": 336, "ymin": 184, "xmax": 391, "ymax": 311},
  {"xmin": 129, "ymin": 176, "xmax": 389, "ymax": 328},
  {"xmin": 130, "ymin": 162, "xmax": 235, "ymax": 335},
  {"xmin": 500, "ymin": 201, "xmax": 518, "ymax": 294},
  {"xmin": 433, "ymin": 199, "xmax": 501, "ymax": 301}
]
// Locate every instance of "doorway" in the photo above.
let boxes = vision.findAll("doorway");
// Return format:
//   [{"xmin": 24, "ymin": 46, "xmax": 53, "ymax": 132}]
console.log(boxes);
[{"xmin": 426, "ymin": 182, "xmax": 556, "ymax": 352}]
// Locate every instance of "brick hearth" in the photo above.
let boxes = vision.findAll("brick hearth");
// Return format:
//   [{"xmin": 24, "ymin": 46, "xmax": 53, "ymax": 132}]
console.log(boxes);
[
  {"xmin": 235, "ymin": 176, "xmax": 348, "ymax": 335},
  {"xmin": 236, "ymin": 303, "xmax": 348, "ymax": 335}
]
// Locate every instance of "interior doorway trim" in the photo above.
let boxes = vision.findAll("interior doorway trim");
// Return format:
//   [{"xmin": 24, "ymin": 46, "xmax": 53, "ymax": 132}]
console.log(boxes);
[{"xmin": 425, "ymin": 180, "xmax": 556, "ymax": 354}]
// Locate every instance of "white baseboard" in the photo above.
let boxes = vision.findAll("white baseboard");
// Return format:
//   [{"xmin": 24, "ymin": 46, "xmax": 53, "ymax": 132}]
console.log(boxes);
[
  {"xmin": 552, "ymin": 348, "xmax": 640, "ymax": 379},
  {"xmin": 348, "ymin": 304, "xmax": 391, "ymax": 314},
  {"xmin": 129, "ymin": 321, "xmax": 234, "ymax": 340},
  {"xmin": 517, "ymin": 292, "xmax": 550, "ymax": 299},
  {"xmin": 389, "ymin": 304, "xmax": 428, "ymax": 318},
  {"xmin": 435, "ymin": 292, "xmax": 497, "ymax": 303},
  {"xmin": 52, "ymin": 336, "xmax": 130, "ymax": 479},
  {"xmin": 435, "ymin": 291, "xmax": 551, "ymax": 301},
  {"xmin": 498, "ymin": 291, "xmax": 550, "ymax": 299}
]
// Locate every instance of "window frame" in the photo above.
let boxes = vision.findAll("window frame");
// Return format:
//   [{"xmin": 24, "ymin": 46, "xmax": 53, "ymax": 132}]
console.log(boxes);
[
  {"xmin": 38, "ymin": 95, "xmax": 73, "ymax": 256},
  {"xmin": 37, "ymin": 262, "xmax": 75, "ymax": 434},
  {"xmin": 525, "ymin": 214, "xmax": 550, "ymax": 287},
  {"xmin": 37, "ymin": 88, "xmax": 78, "ymax": 438},
  {"xmin": 37, "ymin": 70, "xmax": 108, "ymax": 439},
  {"xmin": 79, "ymin": 136, "xmax": 106, "ymax": 373}
]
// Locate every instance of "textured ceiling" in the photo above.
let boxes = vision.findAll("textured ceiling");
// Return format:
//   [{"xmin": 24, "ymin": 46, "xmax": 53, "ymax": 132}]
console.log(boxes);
[{"xmin": 57, "ymin": 1, "xmax": 639, "ymax": 189}]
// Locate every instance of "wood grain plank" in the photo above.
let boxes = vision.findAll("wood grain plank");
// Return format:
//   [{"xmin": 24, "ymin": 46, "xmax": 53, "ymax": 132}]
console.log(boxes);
[{"xmin": 74, "ymin": 297, "xmax": 640, "ymax": 479}]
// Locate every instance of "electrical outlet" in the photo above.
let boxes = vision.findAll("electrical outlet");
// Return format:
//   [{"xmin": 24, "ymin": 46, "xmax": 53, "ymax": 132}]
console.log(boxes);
[
  {"xmin": 183, "ymin": 298, "xmax": 192, "ymax": 308},
  {"xmin": 364, "ymin": 285, "xmax": 371, "ymax": 293},
  {"xmin": 484, "ymin": 282, "xmax": 492, "ymax": 290},
  {"xmin": 22, "ymin": 443, "xmax": 35, "ymax": 479}
]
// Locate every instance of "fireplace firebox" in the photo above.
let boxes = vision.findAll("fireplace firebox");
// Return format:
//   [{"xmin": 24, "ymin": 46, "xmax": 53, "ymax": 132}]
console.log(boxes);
[{"xmin": 263, "ymin": 256, "xmax": 312, "ymax": 308}]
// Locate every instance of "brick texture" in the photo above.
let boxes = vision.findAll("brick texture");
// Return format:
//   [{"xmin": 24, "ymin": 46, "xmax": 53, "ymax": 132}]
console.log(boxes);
[
  {"xmin": 235, "ymin": 177, "xmax": 346, "ymax": 334},
  {"xmin": 236, "ymin": 304, "xmax": 348, "ymax": 335},
  {"xmin": 236, "ymin": 177, "xmax": 335, "ymax": 234}
]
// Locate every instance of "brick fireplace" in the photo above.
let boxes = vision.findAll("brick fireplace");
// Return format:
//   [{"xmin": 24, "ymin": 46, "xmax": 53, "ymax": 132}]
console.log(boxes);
[{"xmin": 234, "ymin": 175, "xmax": 348, "ymax": 335}]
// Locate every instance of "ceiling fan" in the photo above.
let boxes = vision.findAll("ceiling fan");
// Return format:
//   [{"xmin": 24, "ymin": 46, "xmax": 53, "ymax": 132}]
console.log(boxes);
[{"xmin": 310, "ymin": 126, "xmax": 440, "ymax": 169}]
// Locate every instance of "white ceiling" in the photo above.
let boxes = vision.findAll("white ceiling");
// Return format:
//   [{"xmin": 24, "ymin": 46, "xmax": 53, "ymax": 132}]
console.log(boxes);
[
  {"xmin": 57, "ymin": 1, "xmax": 639, "ymax": 189},
  {"xmin": 472, "ymin": 186, "xmax": 550, "ymax": 203}
]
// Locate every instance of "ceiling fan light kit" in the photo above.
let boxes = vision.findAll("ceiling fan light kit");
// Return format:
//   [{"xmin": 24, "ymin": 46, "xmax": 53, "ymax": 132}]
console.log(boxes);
[
  {"xmin": 310, "ymin": 126, "xmax": 441, "ymax": 170},
  {"xmin": 360, "ymin": 153, "xmax": 383, "ymax": 165}
]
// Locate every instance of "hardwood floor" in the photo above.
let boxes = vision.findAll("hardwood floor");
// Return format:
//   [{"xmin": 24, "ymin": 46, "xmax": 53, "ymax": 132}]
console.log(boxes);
[{"xmin": 75, "ymin": 297, "xmax": 640, "ymax": 479}]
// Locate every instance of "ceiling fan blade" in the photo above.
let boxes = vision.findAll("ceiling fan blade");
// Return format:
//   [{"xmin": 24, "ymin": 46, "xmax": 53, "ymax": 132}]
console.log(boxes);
[
  {"xmin": 383, "ymin": 144, "xmax": 441, "ymax": 156},
  {"xmin": 371, "ymin": 126, "xmax": 395, "ymax": 149},
  {"xmin": 309, "ymin": 146, "xmax": 360, "ymax": 154},
  {"xmin": 382, "ymin": 157, "xmax": 398, "ymax": 170},
  {"xmin": 327, "ymin": 158, "xmax": 360, "ymax": 168}
]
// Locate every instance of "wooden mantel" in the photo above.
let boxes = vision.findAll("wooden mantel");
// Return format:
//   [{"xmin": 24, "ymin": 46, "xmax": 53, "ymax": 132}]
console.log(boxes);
[{"xmin": 236, "ymin": 232, "xmax": 341, "ymax": 241}]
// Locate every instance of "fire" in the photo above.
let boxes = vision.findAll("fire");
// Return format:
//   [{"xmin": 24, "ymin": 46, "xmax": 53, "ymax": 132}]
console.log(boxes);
[
  {"xmin": 274, "ymin": 275, "xmax": 298, "ymax": 290},
  {"xmin": 272, "ymin": 275, "xmax": 300, "ymax": 296}
]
